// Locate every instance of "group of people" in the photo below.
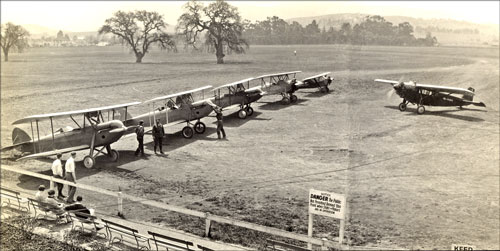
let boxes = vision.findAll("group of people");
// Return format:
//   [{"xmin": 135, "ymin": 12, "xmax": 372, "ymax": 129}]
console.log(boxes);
[
  {"xmin": 35, "ymin": 184, "xmax": 102, "ymax": 228},
  {"xmin": 51, "ymin": 152, "xmax": 77, "ymax": 203},
  {"xmin": 134, "ymin": 105, "xmax": 226, "ymax": 155}
]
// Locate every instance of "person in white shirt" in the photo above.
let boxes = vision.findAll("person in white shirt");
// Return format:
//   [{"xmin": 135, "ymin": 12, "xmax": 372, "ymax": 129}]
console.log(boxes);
[
  {"xmin": 51, "ymin": 153, "xmax": 65, "ymax": 199},
  {"xmin": 65, "ymin": 152, "xmax": 77, "ymax": 203},
  {"xmin": 35, "ymin": 185, "xmax": 47, "ymax": 203}
]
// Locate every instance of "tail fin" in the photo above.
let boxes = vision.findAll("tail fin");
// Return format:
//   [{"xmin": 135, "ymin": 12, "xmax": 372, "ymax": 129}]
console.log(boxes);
[
  {"xmin": 462, "ymin": 87, "xmax": 475, "ymax": 101},
  {"xmin": 12, "ymin": 127, "xmax": 31, "ymax": 145}
]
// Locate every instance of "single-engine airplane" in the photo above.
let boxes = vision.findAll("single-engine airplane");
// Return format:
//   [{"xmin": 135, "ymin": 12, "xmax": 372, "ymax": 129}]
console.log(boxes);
[
  {"xmin": 375, "ymin": 79, "xmax": 486, "ymax": 114},
  {"xmin": 295, "ymin": 72, "xmax": 333, "ymax": 93},
  {"xmin": 252, "ymin": 71, "xmax": 301, "ymax": 105},
  {"xmin": 2, "ymin": 102, "xmax": 140, "ymax": 168},
  {"xmin": 212, "ymin": 78, "xmax": 265, "ymax": 119},
  {"xmin": 125, "ymin": 86, "xmax": 214, "ymax": 139}
]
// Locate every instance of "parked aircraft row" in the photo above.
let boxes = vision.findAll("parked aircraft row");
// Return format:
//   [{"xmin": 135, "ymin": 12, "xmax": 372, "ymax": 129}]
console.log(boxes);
[{"xmin": 2, "ymin": 71, "xmax": 333, "ymax": 168}]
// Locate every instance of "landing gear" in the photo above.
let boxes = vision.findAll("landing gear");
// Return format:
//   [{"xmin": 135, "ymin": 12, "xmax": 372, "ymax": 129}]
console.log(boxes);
[
  {"xmin": 182, "ymin": 126, "xmax": 194, "ymax": 139},
  {"xmin": 290, "ymin": 94, "xmax": 298, "ymax": 103},
  {"xmin": 109, "ymin": 149, "xmax": 119, "ymax": 162},
  {"xmin": 281, "ymin": 96, "xmax": 290, "ymax": 105},
  {"xmin": 417, "ymin": 105, "xmax": 425, "ymax": 115},
  {"xmin": 194, "ymin": 121, "xmax": 206, "ymax": 134},
  {"xmin": 245, "ymin": 106, "xmax": 254, "ymax": 116},
  {"xmin": 238, "ymin": 109, "xmax": 247, "ymax": 119},
  {"xmin": 398, "ymin": 102, "xmax": 407, "ymax": 112},
  {"xmin": 83, "ymin": 155, "xmax": 95, "ymax": 169},
  {"xmin": 320, "ymin": 86, "xmax": 330, "ymax": 93}
]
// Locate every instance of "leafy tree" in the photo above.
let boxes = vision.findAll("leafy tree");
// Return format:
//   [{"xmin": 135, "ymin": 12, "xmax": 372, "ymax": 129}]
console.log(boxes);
[
  {"xmin": 99, "ymin": 10, "xmax": 176, "ymax": 63},
  {"xmin": 57, "ymin": 30, "xmax": 64, "ymax": 40},
  {"xmin": 0, "ymin": 22, "xmax": 30, "ymax": 62},
  {"xmin": 177, "ymin": 0, "xmax": 248, "ymax": 64}
]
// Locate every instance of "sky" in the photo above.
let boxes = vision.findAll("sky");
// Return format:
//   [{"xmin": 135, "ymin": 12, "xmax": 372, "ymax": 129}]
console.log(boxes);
[{"xmin": 1, "ymin": 1, "xmax": 499, "ymax": 32}]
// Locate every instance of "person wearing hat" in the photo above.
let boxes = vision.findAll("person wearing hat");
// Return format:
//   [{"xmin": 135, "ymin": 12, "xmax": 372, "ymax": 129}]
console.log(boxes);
[
  {"xmin": 152, "ymin": 118, "xmax": 165, "ymax": 154},
  {"xmin": 46, "ymin": 189, "xmax": 65, "ymax": 217},
  {"xmin": 214, "ymin": 106, "xmax": 226, "ymax": 140},
  {"xmin": 51, "ymin": 153, "xmax": 66, "ymax": 199},
  {"xmin": 135, "ymin": 120, "xmax": 145, "ymax": 156},
  {"xmin": 65, "ymin": 152, "xmax": 77, "ymax": 203},
  {"xmin": 35, "ymin": 185, "xmax": 47, "ymax": 203}
]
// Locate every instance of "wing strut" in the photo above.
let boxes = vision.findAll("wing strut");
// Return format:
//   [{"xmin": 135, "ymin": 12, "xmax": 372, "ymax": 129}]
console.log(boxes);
[
  {"xmin": 30, "ymin": 121, "xmax": 36, "ymax": 154},
  {"xmin": 36, "ymin": 120, "xmax": 41, "ymax": 153}
]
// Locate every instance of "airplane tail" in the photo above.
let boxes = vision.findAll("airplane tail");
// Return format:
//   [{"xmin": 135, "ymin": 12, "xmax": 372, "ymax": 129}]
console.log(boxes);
[
  {"xmin": 462, "ymin": 87, "xmax": 475, "ymax": 101},
  {"xmin": 12, "ymin": 127, "xmax": 31, "ymax": 145}
]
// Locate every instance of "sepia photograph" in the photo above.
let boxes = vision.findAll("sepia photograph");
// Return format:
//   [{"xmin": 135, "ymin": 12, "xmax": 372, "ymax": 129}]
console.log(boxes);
[{"xmin": 1, "ymin": 1, "xmax": 498, "ymax": 250}]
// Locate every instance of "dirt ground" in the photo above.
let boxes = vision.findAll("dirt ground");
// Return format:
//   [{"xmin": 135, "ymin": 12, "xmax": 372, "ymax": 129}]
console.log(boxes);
[{"xmin": 1, "ymin": 45, "xmax": 499, "ymax": 250}]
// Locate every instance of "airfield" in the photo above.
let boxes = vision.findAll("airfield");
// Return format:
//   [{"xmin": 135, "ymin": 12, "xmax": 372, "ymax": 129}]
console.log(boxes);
[{"xmin": 1, "ymin": 44, "xmax": 499, "ymax": 249}]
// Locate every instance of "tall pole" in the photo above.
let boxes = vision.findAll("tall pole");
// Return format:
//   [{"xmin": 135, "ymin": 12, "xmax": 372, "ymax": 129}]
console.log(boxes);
[
  {"xmin": 50, "ymin": 117, "xmax": 55, "ymax": 150},
  {"xmin": 307, "ymin": 213, "xmax": 313, "ymax": 249}
]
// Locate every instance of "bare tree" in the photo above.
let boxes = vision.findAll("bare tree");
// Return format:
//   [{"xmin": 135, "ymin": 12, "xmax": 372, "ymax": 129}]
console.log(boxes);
[
  {"xmin": 1, "ymin": 23, "xmax": 30, "ymax": 62},
  {"xmin": 177, "ymin": 0, "xmax": 248, "ymax": 64},
  {"xmin": 99, "ymin": 10, "xmax": 176, "ymax": 63}
]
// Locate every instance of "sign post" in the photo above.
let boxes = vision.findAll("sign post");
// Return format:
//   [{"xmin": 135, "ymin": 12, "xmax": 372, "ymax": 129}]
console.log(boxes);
[{"xmin": 308, "ymin": 189, "xmax": 347, "ymax": 248}]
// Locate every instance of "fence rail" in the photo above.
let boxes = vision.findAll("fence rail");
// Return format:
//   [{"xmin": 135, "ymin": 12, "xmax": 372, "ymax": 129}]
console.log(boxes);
[{"xmin": 1, "ymin": 165, "xmax": 344, "ymax": 249}]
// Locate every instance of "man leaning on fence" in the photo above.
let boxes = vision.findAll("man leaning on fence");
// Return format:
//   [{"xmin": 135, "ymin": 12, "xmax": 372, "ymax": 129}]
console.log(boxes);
[{"xmin": 51, "ymin": 153, "xmax": 66, "ymax": 199}]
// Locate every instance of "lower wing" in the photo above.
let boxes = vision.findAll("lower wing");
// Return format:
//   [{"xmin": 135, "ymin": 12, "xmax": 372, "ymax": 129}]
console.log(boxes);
[{"xmin": 17, "ymin": 145, "xmax": 90, "ymax": 160}]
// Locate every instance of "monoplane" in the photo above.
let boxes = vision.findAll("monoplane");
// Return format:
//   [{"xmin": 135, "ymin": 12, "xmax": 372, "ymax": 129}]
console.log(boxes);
[
  {"xmin": 2, "ymin": 102, "xmax": 140, "ymax": 168},
  {"xmin": 375, "ymin": 79, "xmax": 486, "ymax": 114},
  {"xmin": 252, "ymin": 71, "xmax": 301, "ymax": 105},
  {"xmin": 295, "ymin": 72, "xmax": 333, "ymax": 93},
  {"xmin": 212, "ymin": 78, "xmax": 265, "ymax": 119},
  {"xmin": 126, "ymin": 86, "xmax": 214, "ymax": 139}
]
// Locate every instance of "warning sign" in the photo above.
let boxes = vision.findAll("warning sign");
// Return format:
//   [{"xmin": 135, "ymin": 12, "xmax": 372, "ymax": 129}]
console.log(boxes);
[{"xmin": 308, "ymin": 189, "xmax": 346, "ymax": 219}]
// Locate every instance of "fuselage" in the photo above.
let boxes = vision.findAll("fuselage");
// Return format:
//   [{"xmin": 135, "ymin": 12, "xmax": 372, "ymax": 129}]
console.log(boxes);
[
  {"xmin": 397, "ymin": 86, "xmax": 474, "ymax": 107},
  {"xmin": 212, "ymin": 90, "xmax": 263, "ymax": 108}
]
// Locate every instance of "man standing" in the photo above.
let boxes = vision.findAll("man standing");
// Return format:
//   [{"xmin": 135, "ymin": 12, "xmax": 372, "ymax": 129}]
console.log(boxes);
[
  {"xmin": 135, "ymin": 120, "xmax": 145, "ymax": 156},
  {"xmin": 65, "ymin": 152, "xmax": 77, "ymax": 203},
  {"xmin": 51, "ymin": 153, "xmax": 65, "ymax": 199},
  {"xmin": 214, "ymin": 106, "xmax": 226, "ymax": 139},
  {"xmin": 152, "ymin": 119, "xmax": 165, "ymax": 154}
]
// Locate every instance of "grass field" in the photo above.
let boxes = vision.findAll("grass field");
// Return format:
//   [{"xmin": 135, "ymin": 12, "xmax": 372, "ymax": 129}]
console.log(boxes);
[{"xmin": 1, "ymin": 44, "xmax": 499, "ymax": 250}]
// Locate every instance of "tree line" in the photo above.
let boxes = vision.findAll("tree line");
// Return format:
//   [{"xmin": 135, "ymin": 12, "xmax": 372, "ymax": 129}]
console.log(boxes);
[
  {"xmin": 2, "ymin": 0, "xmax": 437, "ymax": 63},
  {"xmin": 243, "ymin": 15, "xmax": 438, "ymax": 46}
]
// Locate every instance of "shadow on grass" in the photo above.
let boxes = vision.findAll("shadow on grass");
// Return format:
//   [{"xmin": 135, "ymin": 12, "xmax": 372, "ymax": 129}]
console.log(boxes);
[{"xmin": 257, "ymin": 99, "xmax": 308, "ymax": 111}]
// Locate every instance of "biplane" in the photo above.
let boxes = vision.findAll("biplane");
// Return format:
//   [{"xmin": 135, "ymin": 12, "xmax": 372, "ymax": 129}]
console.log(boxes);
[
  {"xmin": 295, "ymin": 72, "xmax": 333, "ymax": 93},
  {"xmin": 252, "ymin": 71, "xmax": 301, "ymax": 105},
  {"xmin": 2, "ymin": 102, "xmax": 140, "ymax": 168},
  {"xmin": 126, "ymin": 86, "xmax": 214, "ymax": 139},
  {"xmin": 375, "ymin": 79, "xmax": 486, "ymax": 114},
  {"xmin": 212, "ymin": 78, "xmax": 265, "ymax": 119}
]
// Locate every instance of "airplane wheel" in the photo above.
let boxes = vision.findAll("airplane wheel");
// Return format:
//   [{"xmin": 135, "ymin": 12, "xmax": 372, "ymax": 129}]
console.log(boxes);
[
  {"xmin": 194, "ymin": 122, "xmax": 206, "ymax": 134},
  {"xmin": 417, "ymin": 105, "xmax": 425, "ymax": 115},
  {"xmin": 281, "ymin": 97, "xmax": 290, "ymax": 105},
  {"xmin": 182, "ymin": 126, "xmax": 194, "ymax": 139},
  {"xmin": 290, "ymin": 95, "xmax": 298, "ymax": 103},
  {"xmin": 398, "ymin": 103, "xmax": 407, "ymax": 112},
  {"xmin": 83, "ymin": 156, "xmax": 95, "ymax": 169},
  {"xmin": 238, "ymin": 109, "xmax": 247, "ymax": 119},
  {"xmin": 320, "ymin": 87, "xmax": 327, "ymax": 93},
  {"xmin": 109, "ymin": 149, "xmax": 119, "ymax": 162},
  {"xmin": 246, "ymin": 106, "xmax": 254, "ymax": 116}
]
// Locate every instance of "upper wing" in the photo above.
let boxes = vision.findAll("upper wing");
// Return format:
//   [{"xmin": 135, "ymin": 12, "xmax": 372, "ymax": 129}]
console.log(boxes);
[
  {"xmin": 302, "ymin": 72, "xmax": 331, "ymax": 81},
  {"xmin": 415, "ymin": 84, "xmax": 474, "ymax": 95},
  {"xmin": 13, "ymin": 102, "xmax": 141, "ymax": 125},
  {"xmin": 17, "ymin": 145, "xmax": 90, "ymax": 160},
  {"xmin": 145, "ymin": 85, "xmax": 213, "ymax": 103},
  {"xmin": 212, "ymin": 78, "xmax": 255, "ymax": 91},
  {"xmin": 256, "ymin": 71, "xmax": 302, "ymax": 79},
  {"xmin": 374, "ymin": 79, "xmax": 400, "ymax": 85}
]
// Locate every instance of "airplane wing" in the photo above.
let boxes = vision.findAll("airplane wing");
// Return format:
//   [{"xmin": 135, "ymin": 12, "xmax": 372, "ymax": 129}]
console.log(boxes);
[
  {"xmin": 256, "ymin": 71, "xmax": 302, "ymax": 79},
  {"xmin": 374, "ymin": 79, "xmax": 401, "ymax": 85},
  {"xmin": 145, "ymin": 86, "xmax": 213, "ymax": 103},
  {"xmin": 415, "ymin": 84, "xmax": 474, "ymax": 95},
  {"xmin": 17, "ymin": 145, "xmax": 90, "ymax": 160},
  {"xmin": 212, "ymin": 78, "xmax": 255, "ymax": 91},
  {"xmin": 12, "ymin": 102, "xmax": 141, "ymax": 125},
  {"xmin": 302, "ymin": 72, "xmax": 331, "ymax": 81}
]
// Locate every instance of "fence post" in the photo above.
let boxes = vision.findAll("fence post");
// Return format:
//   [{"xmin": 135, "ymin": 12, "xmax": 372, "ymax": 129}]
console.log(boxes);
[
  {"xmin": 117, "ymin": 187, "xmax": 123, "ymax": 217},
  {"xmin": 49, "ymin": 176, "xmax": 54, "ymax": 190},
  {"xmin": 307, "ymin": 213, "xmax": 313, "ymax": 249},
  {"xmin": 205, "ymin": 214, "xmax": 212, "ymax": 238}
]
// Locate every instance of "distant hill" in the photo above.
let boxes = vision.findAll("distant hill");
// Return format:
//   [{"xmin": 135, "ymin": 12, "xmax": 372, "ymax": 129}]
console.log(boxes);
[{"xmin": 287, "ymin": 13, "xmax": 499, "ymax": 46}]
